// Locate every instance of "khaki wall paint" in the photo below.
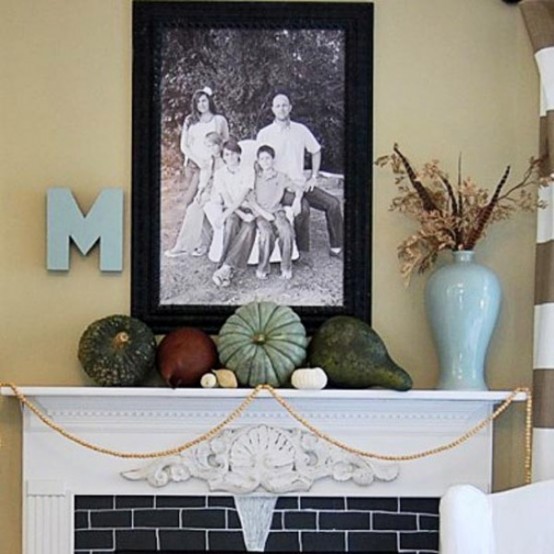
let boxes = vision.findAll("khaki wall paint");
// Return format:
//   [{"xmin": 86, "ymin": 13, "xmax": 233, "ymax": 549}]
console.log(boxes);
[{"xmin": 0, "ymin": 0, "xmax": 539, "ymax": 551}]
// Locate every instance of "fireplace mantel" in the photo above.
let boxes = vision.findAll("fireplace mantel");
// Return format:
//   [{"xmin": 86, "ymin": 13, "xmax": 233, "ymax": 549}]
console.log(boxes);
[
  {"xmin": 1, "ymin": 385, "xmax": 527, "ymax": 497},
  {"xmin": 1, "ymin": 386, "xmax": 527, "ymax": 554}
]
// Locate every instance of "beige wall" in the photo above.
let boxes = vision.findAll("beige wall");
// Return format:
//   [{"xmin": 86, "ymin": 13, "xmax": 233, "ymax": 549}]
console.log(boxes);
[{"xmin": 0, "ymin": 0, "xmax": 539, "ymax": 551}]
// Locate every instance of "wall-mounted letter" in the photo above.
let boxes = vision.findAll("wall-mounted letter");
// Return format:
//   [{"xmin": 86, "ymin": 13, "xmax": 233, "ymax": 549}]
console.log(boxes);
[{"xmin": 47, "ymin": 188, "xmax": 124, "ymax": 272}]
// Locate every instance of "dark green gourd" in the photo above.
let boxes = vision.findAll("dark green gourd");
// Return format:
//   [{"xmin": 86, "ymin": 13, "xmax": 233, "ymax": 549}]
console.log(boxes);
[
  {"xmin": 307, "ymin": 316, "xmax": 413, "ymax": 391},
  {"xmin": 78, "ymin": 315, "xmax": 157, "ymax": 386},
  {"xmin": 218, "ymin": 301, "xmax": 308, "ymax": 387}
]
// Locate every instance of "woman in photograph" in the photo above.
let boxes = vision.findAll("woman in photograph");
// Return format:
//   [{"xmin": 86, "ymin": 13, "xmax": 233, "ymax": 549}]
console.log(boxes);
[
  {"xmin": 208, "ymin": 138, "xmax": 257, "ymax": 287},
  {"xmin": 165, "ymin": 131, "xmax": 225, "ymax": 257},
  {"xmin": 175, "ymin": 86, "xmax": 229, "ymax": 235}
]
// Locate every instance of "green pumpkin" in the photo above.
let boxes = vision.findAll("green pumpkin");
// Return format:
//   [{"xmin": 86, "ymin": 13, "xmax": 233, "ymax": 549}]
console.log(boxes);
[
  {"xmin": 78, "ymin": 314, "xmax": 157, "ymax": 386},
  {"xmin": 218, "ymin": 302, "xmax": 308, "ymax": 387}
]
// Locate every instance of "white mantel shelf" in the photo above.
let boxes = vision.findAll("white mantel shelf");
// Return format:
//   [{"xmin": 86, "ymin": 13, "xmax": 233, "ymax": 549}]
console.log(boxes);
[
  {"xmin": 2, "ymin": 385, "xmax": 528, "ymax": 554},
  {"xmin": 0, "ymin": 385, "xmax": 528, "ymax": 401}
]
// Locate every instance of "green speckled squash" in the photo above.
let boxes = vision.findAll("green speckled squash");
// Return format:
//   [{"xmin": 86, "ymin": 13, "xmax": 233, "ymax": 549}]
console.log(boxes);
[
  {"xmin": 307, "ymin": 316, "xmax": 413, "ymax": 391},
  {"xmin": 78, "ymin": 315, "xmax": 157, "ymax": 386},
  {"xmin": 218, "ymin": 302, "xmax": 307, "ymax": 387}
]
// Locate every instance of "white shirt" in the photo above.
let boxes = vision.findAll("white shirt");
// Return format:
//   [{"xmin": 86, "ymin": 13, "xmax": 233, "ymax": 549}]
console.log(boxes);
[
  {"xmin": 211, "ymin": 165, "xmax": 255, "ymax": 208},
  {"xmin": 181, "ymin": 114, "xmax": 228, "ymax": 164},
  {"xmin": 184, "ymin": 119, "xmax": 219, "ymax": 164},
  {"xmin": 256, "ymin": 120, "xmax": 321, "ymax": 183}
]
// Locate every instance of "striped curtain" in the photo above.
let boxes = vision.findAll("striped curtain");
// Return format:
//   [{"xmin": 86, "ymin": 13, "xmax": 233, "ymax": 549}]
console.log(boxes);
[{"xmin": 521, "ymin": 0, "xmax": 554, "ymax": 481}]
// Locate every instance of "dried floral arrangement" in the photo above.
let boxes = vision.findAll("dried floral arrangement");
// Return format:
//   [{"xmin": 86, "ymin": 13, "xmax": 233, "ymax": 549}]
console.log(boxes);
[{"xmin": 375, "ymin": 145, "xmax": 545, "ymax": 282}]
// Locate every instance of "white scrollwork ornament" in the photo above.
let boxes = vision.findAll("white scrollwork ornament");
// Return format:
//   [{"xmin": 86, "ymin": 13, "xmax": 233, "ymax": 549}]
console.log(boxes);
[{"xmin": 122, "ymin": 424, "xmax": 399, "ymax": 494}]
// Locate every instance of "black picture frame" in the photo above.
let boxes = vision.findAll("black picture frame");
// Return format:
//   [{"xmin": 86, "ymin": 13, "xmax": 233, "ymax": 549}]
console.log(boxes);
[{"xmin": 131, "ymin": 1, "xmax": 373, "ymax": 334}]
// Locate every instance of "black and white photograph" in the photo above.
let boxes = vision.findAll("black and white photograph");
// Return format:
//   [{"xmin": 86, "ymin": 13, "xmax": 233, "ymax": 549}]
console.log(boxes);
[{"xmin": 132, "ymin": 2, "xmax": 373, "ymax": 333}]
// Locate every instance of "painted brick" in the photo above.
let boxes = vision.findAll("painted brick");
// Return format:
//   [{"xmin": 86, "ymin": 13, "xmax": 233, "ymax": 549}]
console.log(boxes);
[
  {"xmin": 134, "ymin": 508, "xmax": 180, "ymax": 528},
  {"xmin": 348, "ymin": 531, "xmax": 398, "ymax": 552},
  {"xmin": 75, "ymin": 496, "xmax": 113, "ymax": 510},
  {"xmin": 284, "ymin": 510, "xmax": 317, "ymax": 530},
  {"xmin": 399, "ymin": 531, "xmax": 439, "ymax": 551},
  {"xmin": 227, "ymin": 509, "xmax": 242, "ymax": 529},
  {"xmin": 73, "ymin": 494, "xmax": 442, "ymax": 554},
  {"xmin": 302, "ymin": 531, "xmax": 346, "ymax": 551},
  {"xmin": 116, "ymin": 495, "xmax": 154, "ymax": 508},
  {"xmin": 275, "ymin": 497, "xmax": 299, "ymax": 510},
  {"xmin": 208, "ymin": 496, "xmax": 235, "ymax": 508},
  {"xmin": 159, "ymin": 529, "xmax": 206, "ymax": 550},
  {"xmin": 400, "ymin": 498, "xmax": 439, "ymax": 514},
  {"xmin": 373, "ymin": 513, "xmax": 417, "ymax": 531},
  {"xmin": 347, "ymin": 497, "xmax": 399, "ymax": 512},
  {"xmin": 182, "ymin": 508, "xmax": 226, "ymax": 528},
  {"xmin": 157, "ymin": 495, "xmax": 206, "ymax": 508},
  {"xmin": 207, "ymin": 530, "xmax": 246, "ymax": 551},
  {"xmin": 265, "ymin": 531, "xmax": 300, "ymax": 552},
  {"xmin": 301, "ymin": 497, "xmax": 346, "ymax": 510},
  {"xmin": 74, "ymin": 511, "xmax": 89, "ymax": 529},
  {"xmin": 115, "ymin": 529, "xmax": 157, "ymax": 551},
  {"xmin": 419, "ymin": 515, "xmax": 439, "ymax": 531},
  {"xmin": 271, "ymin": 510, "xmax": 283, "ymax": 530},
  {"xmin": 91, "ymin": 509, "xmax": 132, "ymax": 528},
  {"xmin": 319, "ymin": 511, "xmax": 370, "ymax": 530},
  {"xmin": 74, "ymin": 530, "xmax": 113, "ymax": 550}
]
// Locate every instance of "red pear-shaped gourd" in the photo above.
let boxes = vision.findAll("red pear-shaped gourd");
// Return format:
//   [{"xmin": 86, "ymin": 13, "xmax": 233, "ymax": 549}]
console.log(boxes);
[{"xmin": 156, "ymin": 327, "xmax": 218, "ymax": 388}]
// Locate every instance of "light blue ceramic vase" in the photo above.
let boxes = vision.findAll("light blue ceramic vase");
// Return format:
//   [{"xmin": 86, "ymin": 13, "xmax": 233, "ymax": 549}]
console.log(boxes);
[{"xmin": 425, "ymin": 250, "xmax": 501, "ymax": 391}]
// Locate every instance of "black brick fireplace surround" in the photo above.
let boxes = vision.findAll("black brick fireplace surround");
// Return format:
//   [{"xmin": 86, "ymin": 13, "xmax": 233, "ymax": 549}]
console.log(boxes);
[{"xmin": 74, "ymin": 495, "xmax": 439, "ymax": 554}]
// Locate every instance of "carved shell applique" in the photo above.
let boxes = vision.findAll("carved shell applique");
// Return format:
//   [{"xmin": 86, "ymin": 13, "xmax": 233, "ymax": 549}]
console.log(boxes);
[
  {"xmin": 230, "ymin": 426, "xmax": 296, "ymax": 470},
  {"xmin": 121, "ymin": 424, "xmax": 399, "ymax": 493}
]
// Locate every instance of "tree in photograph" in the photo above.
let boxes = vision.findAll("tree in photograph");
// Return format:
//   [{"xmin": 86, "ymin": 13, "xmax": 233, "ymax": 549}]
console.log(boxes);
[{"xmin": 160, "ymin": 28, "xmax": 345, "ymax": 176}]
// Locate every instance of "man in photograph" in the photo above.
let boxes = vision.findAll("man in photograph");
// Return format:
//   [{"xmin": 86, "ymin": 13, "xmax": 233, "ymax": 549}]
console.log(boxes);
[{"xmin": 256, "ymin": 93, "xmax": 344, "ymax": 260}]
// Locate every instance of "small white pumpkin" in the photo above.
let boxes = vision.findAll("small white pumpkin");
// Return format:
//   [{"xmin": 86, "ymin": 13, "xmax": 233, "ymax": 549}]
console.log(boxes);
[{"xmin": 290, "ymin": 367, "xmax": 328, "ymax": 390}]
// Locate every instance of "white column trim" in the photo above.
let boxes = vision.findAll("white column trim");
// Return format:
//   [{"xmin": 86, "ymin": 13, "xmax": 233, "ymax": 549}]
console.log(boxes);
[{"xmin": 24, "ymin": 480, "xmax": 72, "ymax": 554}]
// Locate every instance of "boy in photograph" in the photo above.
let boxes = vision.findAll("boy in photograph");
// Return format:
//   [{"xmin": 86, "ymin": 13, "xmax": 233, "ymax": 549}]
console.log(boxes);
[
  {"xmin": 248, "ymin": 144, "xmax": 302, "ymax": 280},
  {"xmin": 209, "ymin": 138, "xmax": 256, "ymax": 287}
]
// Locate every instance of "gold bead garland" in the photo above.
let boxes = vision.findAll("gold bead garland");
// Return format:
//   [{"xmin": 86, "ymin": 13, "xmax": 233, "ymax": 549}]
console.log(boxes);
[
  {"xmin": 265, "ymin": 385, "xmax": 533, "ymax": 484},
  {"xmin": 0, "ymin": 382, "xmax": 261, "ymax": 459},
  {"xmin": 0, "ymin": 382, "xmax": 533, "ymax": 483},
  {"xmin": 524, "ymin": 384, "xmax": 534, "ymax": 483}
]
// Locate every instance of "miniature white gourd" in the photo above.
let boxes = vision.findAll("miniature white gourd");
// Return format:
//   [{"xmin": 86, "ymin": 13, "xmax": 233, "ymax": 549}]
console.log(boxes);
[
  {"xmin": 213, "ymin": 369, "xmax": 238, "ymax": 388},
  {"xmin": 200, "ymin": 369, "xmax": 238, "ymax": 389},
  {"xmin": 200, "ymin": 372, "xmax": 218, "ymax": 388},
  {"xmin": 290, "ymin": 367, "xmax": 328, "ymax": 390}
]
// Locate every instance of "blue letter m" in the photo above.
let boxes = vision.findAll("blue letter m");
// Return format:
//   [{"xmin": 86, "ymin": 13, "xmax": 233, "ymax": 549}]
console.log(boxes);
[{"xmin": 47, "ymin": 188, "xmax": 124, "ymax": 272}]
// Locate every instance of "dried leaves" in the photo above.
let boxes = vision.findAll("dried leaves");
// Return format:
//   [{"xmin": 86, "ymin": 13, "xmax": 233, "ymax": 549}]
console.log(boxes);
[{"xmin": 375, "ymin": 145, "xmax": 546, "ymax": 283}]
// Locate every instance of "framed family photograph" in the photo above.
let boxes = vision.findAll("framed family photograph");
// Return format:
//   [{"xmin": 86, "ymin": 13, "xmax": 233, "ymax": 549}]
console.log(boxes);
[{"xmin": 131, "ymin": 1, "xmax": 373, "ymax": 334}]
